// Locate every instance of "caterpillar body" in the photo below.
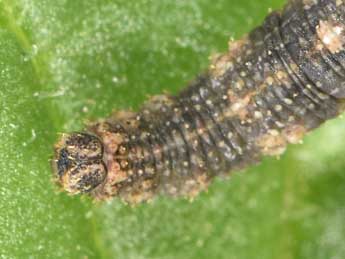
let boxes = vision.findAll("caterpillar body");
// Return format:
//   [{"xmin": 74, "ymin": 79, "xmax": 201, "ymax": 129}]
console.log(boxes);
[{"xmin": 53, "ymin": 0, "xmax": 345, "ymax": 204}]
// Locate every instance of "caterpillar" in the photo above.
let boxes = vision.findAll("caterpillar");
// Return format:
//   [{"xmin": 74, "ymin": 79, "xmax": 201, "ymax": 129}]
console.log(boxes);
[{"xmin": 53, "ymin": 0, "xmax": 345, "ymax": 204}]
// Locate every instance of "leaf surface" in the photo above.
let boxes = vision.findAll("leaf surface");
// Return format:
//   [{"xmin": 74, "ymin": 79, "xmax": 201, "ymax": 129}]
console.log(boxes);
[{"xmin": 1, "ymin": 0, "xmax": 345, "ymax": 258}]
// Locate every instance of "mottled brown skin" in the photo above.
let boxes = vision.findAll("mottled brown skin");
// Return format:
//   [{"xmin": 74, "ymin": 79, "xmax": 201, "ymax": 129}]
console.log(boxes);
[{"xmin": 53, "ymin": 0, "xmax": 345, "ymax": 204}]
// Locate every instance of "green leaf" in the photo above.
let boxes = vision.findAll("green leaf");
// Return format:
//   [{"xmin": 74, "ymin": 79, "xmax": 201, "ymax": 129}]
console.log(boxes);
[{"xmin": 1, "ymin": 0, "xmax": 345, "ymax": 258}]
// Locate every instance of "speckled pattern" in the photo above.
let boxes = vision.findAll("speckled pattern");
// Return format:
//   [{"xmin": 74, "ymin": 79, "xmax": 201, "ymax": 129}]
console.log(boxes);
[{"xmin": 54, "ymin": 0, "xmax": 345, "ymax": 204}]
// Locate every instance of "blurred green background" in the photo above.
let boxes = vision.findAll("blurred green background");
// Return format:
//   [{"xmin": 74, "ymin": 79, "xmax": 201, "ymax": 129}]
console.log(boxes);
[{"xmin": 1, "ymin": 0, "xmax": 345, "ymax": 258}]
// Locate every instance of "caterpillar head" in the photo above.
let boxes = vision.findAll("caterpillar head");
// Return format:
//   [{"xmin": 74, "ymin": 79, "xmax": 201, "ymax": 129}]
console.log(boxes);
[{"xmin": 53, "ymin": 132, "xmax": 107, "ymax": 194}]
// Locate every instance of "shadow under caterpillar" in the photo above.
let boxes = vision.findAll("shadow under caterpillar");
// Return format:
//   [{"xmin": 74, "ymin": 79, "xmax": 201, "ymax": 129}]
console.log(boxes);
[{"xmin": 53, "ymin": 0, "xmax": 345, "ymax": 204}]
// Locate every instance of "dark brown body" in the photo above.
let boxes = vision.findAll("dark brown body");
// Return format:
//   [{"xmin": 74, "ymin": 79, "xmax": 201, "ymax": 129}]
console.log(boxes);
[{"xmin": 53, "ymin": 0, "xmax": 345, "ymax": 204}]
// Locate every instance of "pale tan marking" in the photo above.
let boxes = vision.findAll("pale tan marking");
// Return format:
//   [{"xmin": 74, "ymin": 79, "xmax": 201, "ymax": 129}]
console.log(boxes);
[
  {"xmin": 209, "ymin": 36, "xmax": 250, "ymax": 77},
  {"xmin": 225, "ymin": 74, "xmax": 274, "ymax": 122},
  {"xmin": 282, "ymin": 124, "xmax": 307, "ymax": 144},
  {"xmin": 255, "ymin": 130, "xmax": 287, "ymax": 156},
  {"xmin": 255, "ymin": 123, "xmax": 307, "ymax": 156},
  {"xmin": 227, "ymin": 91, "xmax": 252, "ymax": 120},
  {"xmin": 183, "ymin": 174, "xmax": 210, "ymax": 200},
  {"xmin": 303, "ymin": 0, "xmax": 317, "ymax": 9},
  {"xmin": 143, "ymin": 94, "xmax": 174, "ymax": 111},
  {"xmin": 209, "ymin": 53, "xmax": 234, "ymax": 77},
  {"xmin": 316, "ymin": 20, "xmax": 345, "ymax": 54}
]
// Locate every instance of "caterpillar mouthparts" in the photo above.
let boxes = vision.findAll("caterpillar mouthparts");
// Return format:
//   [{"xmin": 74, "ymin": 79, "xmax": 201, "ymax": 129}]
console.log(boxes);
[{"xmin": 53, "ymin": 0, "xmax": 345, "ymax": 204}]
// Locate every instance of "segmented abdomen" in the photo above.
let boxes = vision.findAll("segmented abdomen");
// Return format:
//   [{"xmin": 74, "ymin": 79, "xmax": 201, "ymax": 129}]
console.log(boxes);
[{"xmin": 53, "ymin": 0, "xmax": 345, "ymax": 204}]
